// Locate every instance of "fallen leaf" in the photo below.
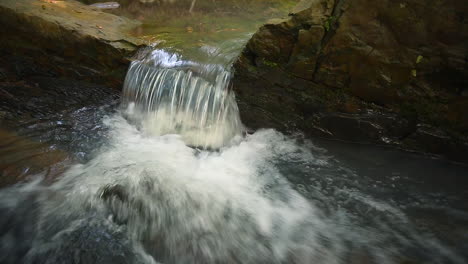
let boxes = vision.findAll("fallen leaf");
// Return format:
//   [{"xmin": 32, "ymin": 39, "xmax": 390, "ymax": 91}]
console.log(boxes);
[{"xmin": 416, "ymin": 55, "xmax": 423, "ymax": 64}]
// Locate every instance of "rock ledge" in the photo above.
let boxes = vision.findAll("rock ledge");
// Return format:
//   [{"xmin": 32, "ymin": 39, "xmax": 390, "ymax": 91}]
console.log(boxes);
[{"xmin": 0, "ymin": 0, "xmax": 146, "ymax": 87}]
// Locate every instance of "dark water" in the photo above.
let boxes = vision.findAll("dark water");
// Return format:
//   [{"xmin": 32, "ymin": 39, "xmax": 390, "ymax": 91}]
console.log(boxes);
[{"xmin": 1, "ymin": 1, "xmax": 468, "ymax": 264}]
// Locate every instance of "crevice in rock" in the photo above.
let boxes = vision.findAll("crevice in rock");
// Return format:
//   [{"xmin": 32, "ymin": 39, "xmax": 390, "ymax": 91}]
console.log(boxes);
[{"xmin": 312, "ymin": 0, "xmax": 347, "ymax": 81}]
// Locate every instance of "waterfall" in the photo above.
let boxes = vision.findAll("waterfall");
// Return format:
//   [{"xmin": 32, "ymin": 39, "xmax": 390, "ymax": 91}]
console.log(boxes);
[
  {"xmin": 122, "ymin": 49, "xmax": 243, "ymax": 149},
  {"xmin": 0, "ymin": 48, "xmax": 465, "ymax": 264}
]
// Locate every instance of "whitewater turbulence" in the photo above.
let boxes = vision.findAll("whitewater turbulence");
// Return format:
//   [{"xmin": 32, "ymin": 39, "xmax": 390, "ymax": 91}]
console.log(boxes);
[
  {"xmin": 0, "ymin": 47, "xmax": 465, "ymax": 264},
  {"xmin": 122, "ymin": 49, "xmax": 242, "ymax": 149}
]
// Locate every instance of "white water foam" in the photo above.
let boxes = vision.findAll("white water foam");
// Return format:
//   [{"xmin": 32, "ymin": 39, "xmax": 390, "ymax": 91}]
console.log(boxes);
[{"xmin": 0, "ymin": 114, "xmax": 464, "ymax": 264}]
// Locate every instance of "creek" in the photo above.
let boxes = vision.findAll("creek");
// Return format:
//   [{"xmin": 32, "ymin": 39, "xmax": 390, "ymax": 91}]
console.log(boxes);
[{"xmin": 1, "ymin": 1, "xmax": 467, "ymax": 263}]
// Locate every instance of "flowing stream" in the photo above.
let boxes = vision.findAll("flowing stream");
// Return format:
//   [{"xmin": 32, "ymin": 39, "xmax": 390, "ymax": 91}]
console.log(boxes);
[{"xmin": 1, "ymin": 1, "xmax": 468, "ymax": 264}]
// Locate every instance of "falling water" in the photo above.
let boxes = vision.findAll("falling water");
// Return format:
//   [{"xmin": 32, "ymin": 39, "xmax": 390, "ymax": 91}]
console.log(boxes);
[
  {"xmin": 122, "ymin": 49, "xmax": 242, "ymax": 149},
  {"xmin": 1, "ymin": 47, "xmax": 467, "ymax": 264}
]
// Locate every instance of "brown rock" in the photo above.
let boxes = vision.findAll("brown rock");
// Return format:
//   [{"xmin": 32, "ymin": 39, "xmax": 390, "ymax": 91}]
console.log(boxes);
[
  {"xmin": 233, "ymin": 0, "xmax": 468, "ymax": 162},
  {"xmin": 0, "ymin": 0, "xmax": 145, "ymax": 88}
]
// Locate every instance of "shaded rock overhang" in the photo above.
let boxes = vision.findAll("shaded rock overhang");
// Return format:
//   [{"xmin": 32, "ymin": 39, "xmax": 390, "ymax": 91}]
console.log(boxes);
[{"xmin": 0, "ymin": 0, "xmax": 146, "ymax": 88}]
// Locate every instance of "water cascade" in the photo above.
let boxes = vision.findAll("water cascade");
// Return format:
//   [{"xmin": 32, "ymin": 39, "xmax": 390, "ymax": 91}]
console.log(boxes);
[
  {"xmin": 122, "ymin": 49, "xmax": 242, "ymax": 149},
  {"xmin": 0, "ymin": 47, "xmax": 466, "ymax": 264}
]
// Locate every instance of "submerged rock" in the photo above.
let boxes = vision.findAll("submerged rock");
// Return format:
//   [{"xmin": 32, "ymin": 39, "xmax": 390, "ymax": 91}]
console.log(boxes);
[{"xmin": 233, "ymin": 0, "xmax": 468, "ymax": 162}]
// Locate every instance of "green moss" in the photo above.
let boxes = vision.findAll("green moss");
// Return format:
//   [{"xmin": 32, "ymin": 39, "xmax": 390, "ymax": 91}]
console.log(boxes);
[
  {"xmin": 262, "ymin": 59, "xmax": 279, "ymax": 67},
  {"xmin": 324, "ymin": 16, "xmax": 336, "ymax": 32}
]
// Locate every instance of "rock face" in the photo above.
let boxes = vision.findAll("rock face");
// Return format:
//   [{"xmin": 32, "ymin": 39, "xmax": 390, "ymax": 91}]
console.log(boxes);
[
  {"xmin": 233, "ymin": 0, "xmax": 468, "ymax": 162},
  {"xmin": 0, "ymin": 0, "xmax": 145, "ymax": 88}
]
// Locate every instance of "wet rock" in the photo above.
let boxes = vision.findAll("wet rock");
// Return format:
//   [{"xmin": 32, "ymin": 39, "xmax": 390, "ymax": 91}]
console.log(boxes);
[
  {"xmin": 0, "ymin": 72, "xmax": 119, "ymax": 121},
  {"xmin": 303, "ymin": 111, "xmax": 417, "ymax": 145},
  {"xmin": 89, "ymin": 2, "xmax": 120, "ymax": 9},
  {"xmin": 233, "ymin": 0, "xmax": 468, "ymax": 163},
  {"xmin": 0, "ymin": 0, "xmax": 145, "ymax": 88},
  {"xmin": 25, "ymin": 220, "xmax": 140, "ymax": 264},
  {"xmin": 311, "ymin": 114, "xmax": 384, "ymax": 142},
  {"xmin": 100, "ymin": 184, "xmax": 128, "ymax": 202},
  {"xmin": 0, "ymin": 68, "xmax": 7, "ymax": 81},
  {"xmin": 0, "ymin": 129, "xmax": 69, "ymax": 188},
  {"xmin": 403, "ymin": 125, "xmax": 468, "ymax": 161},
  {"xmin": 0, "ymin": 52, "xmax": 120, "ymax": 188}
]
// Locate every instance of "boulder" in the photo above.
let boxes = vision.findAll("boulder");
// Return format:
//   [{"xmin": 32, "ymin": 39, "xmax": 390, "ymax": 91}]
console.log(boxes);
[{"xmin": 233, "ymin": 0, "xmax": 468, "ymax": 162}]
